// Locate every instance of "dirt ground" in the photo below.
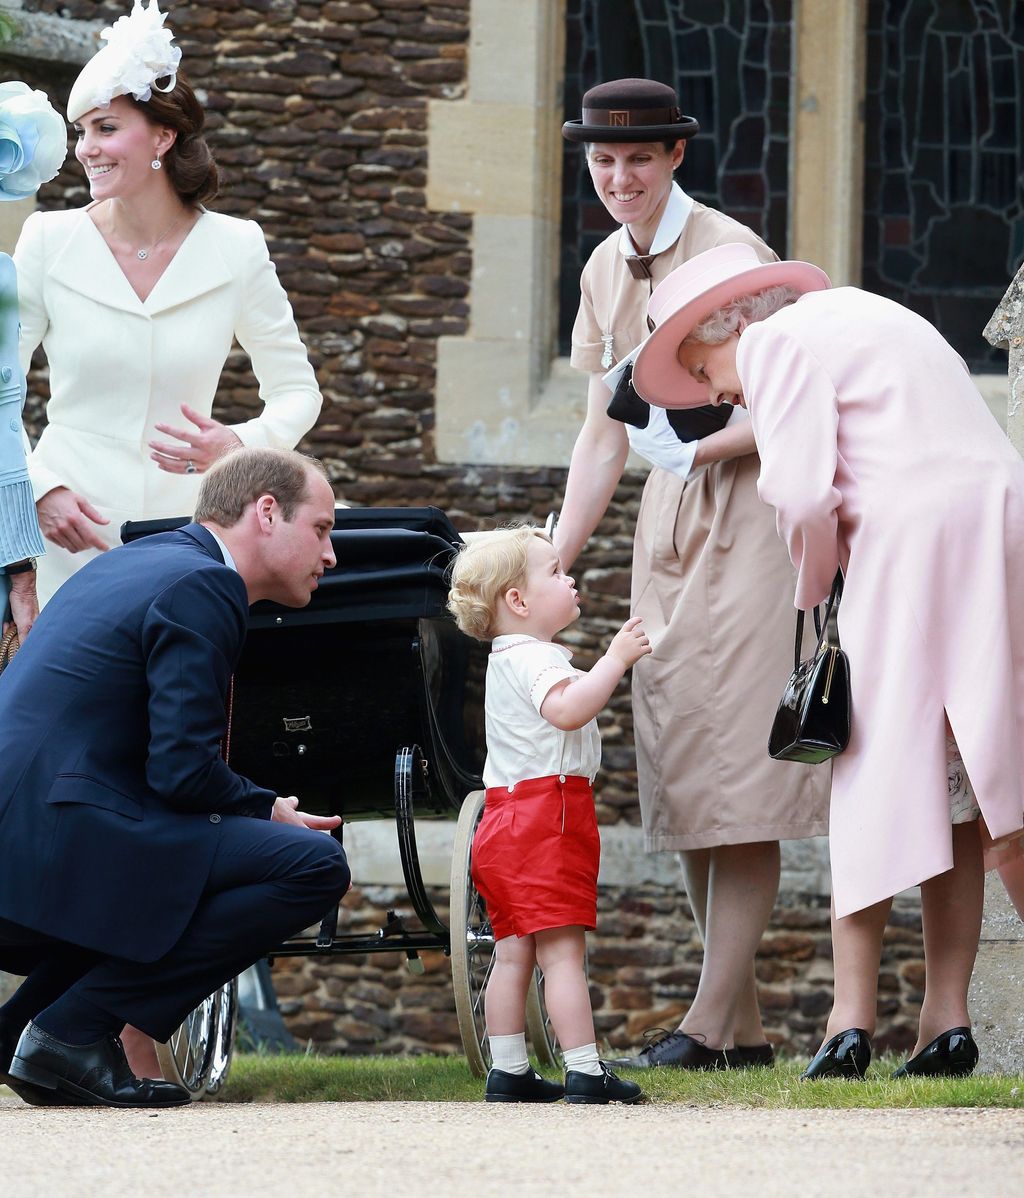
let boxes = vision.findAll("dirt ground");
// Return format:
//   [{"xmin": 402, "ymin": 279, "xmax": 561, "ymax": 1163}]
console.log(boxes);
[{"xmin": 2, "ymin": 1094, "xmax": 1023, "ymax": 1197}]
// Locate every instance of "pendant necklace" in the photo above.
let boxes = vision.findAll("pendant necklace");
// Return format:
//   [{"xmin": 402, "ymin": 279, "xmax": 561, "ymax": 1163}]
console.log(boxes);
[{"xmin": 133, "ymin": 214, "xmax": 185, "ymax": 261}]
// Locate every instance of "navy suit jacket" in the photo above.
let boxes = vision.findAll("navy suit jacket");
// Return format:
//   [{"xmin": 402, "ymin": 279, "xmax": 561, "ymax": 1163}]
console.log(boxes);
[{"xmin": 0, "ymin": 524, "xmax": 276, "ymax": 963}]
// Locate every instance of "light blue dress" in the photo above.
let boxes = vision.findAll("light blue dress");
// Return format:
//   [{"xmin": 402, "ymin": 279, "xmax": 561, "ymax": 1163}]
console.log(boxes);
[{"xmin": 0, "ymin": 252, "xmax": 45, "ymax": 617}]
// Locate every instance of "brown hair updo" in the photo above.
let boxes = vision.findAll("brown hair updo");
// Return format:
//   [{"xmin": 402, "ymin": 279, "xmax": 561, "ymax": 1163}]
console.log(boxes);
[{"xmin": 130, "ymin": 71, "xmax": 219, "ymax": 206}]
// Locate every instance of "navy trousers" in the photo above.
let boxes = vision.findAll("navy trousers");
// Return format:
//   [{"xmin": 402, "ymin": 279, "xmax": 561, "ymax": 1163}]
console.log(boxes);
[{"xmin": 0, "ymin": 816, "xmax": 349, "ymax": 1042}]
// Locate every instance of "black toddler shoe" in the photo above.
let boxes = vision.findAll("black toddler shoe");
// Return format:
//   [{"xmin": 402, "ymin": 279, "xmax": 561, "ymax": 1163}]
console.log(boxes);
[
  {"xmin": 892, "ymin": 1027, "xmax": 979, "ymax": 1079},
  {"xmin": 485, "ymin": 1066, "xmax": 565, "ymax": 1103},
  {"xmin": 800, "ymin": 1028, "xmax": 872, "ymax": 1080},
  {"xmin": 564, "ymin": 1062, "xmax": 645, "ymax": 1105},
  {"xmin": 9, "ymin": 1021, "xmax": 190, "ymax": 1108},
  {"xmin": 613, "ymin": 1029, "xmax": 728, "ymax": 1071}
]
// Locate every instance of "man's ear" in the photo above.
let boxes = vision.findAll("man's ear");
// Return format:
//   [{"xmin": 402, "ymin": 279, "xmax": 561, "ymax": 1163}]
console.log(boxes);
[
  {"xmin": 502, "ymin": 586, "xmax": 529, "ymax": 620},
  {"xmin": 254, "ymin": 493, "xmax": 278, "ymax": 531}
]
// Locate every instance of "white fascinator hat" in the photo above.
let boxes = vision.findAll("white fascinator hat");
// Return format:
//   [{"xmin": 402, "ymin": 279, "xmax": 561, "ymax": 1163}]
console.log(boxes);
[{"xmin": 67, "ymin": 0, "xmax": 182, "ymax": 124}]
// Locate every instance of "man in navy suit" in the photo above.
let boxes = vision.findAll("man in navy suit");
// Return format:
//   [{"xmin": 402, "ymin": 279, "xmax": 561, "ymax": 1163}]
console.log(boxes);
[{"xmin": 0, "ymin": 447, "xmax": 350, "ymax": 1107}]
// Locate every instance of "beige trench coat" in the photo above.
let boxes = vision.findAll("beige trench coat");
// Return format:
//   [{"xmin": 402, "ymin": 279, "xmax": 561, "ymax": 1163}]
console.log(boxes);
[{"xmin": 573, "ymin": 205, "xmax": 830, "ymax": 851}]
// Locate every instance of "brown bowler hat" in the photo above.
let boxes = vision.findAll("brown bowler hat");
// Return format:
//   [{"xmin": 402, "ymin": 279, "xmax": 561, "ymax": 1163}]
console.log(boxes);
[{"xmin": 562, "ymin": 78, "xmax": 699, "ymax": 144}]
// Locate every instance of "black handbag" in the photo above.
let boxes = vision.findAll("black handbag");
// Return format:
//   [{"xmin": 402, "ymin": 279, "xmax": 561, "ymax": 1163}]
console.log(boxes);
[
  {"xmin": 767, "ymin": 571, "xmax": 850, "ymax": 764},
  {"xmin": 607, "ymin": 359, "xmax": 733, "ymax": 440}
]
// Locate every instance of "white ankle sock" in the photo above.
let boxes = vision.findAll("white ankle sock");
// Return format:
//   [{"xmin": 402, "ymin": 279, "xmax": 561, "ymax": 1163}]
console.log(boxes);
[
  {"xmin": 563, "ymin": 1042, "xmax": 602, "ymax": 1076},
  {"xmin": 489, "ymin": 1033, "xmax": 530, "ymax": 1075}
]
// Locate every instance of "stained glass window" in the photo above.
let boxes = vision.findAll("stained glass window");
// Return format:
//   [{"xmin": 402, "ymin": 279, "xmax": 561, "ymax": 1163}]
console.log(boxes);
[
  {"xmin": 862, "ymin": 1, "xmax": 1024, "ymax": 371},
  {"xmin": 559, "ymin": 0, "xmax": 793, "ymax": 355}
]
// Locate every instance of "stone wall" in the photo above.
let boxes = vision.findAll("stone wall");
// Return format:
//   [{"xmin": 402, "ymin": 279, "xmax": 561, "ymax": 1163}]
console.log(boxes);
[
  {"xmin": 273, "ymin": 883, "xmax": 925, "ymax": 1058},
  {"xmin": 0, "ymin": 0, "xmax": 928, "ymax": 1058}
]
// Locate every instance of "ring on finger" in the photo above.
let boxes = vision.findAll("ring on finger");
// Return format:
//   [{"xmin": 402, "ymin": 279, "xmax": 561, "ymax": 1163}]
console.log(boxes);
[{"xmin": 185, "ymin": 459, "xmax": 198, "ymax": 474}]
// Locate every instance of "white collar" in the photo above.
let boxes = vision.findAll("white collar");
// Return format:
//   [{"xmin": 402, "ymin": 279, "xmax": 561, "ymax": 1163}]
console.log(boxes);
[
  {"xmin": 617, "ymin": 182, "xmax": 694, "ymax": 258},
  {"xmin": 490, "ymin": 634, "xmax": 573, "ymax": 660},
  {"xmin": 208, "ymin": 529, "xmax": 237, "ymax": 573}
]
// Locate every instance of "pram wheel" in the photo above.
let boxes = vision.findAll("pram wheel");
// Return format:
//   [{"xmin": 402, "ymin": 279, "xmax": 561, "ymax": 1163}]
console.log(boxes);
[{"xmin": 156, "ymin": 976, "xmax": 238, "ymax": 1099}]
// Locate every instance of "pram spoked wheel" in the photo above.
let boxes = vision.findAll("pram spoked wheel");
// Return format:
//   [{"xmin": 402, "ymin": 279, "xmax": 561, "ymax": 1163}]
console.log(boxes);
[{"xmin": 156, "ymin": 976, "xmax": 238, "ymax": 1100}]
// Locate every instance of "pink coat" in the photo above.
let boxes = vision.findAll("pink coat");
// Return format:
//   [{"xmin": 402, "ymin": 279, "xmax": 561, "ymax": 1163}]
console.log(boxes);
[{"xmin": 738, "ymin": 287, "xmax": 1024, "ymax": 917}]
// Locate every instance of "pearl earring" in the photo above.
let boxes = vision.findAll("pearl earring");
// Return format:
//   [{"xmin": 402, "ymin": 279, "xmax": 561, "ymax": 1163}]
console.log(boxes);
[{"xmin": 151, "ymin": 158, "xmax": 162, "ymax": 170}]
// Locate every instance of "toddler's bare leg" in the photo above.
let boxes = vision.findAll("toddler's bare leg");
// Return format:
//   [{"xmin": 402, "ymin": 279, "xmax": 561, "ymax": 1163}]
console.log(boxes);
[
  {"xmin": 534, "ymin": 926, "xmax": 593, "ymax": 1051},
  {"xmin": 484, "ymin": 933, "xmax": 536, "ymax": 1035}
]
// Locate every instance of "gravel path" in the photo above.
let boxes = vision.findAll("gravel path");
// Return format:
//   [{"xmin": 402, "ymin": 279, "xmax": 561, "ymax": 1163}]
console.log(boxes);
[{"xmin": 2, "ymin": 1094, "xmax": 1022, "ymax": 1197}]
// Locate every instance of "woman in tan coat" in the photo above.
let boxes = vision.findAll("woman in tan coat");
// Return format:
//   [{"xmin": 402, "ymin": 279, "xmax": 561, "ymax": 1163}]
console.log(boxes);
[{"xmin": 557, "ymin": 79, "xmax": 829, "ymax": 1069}]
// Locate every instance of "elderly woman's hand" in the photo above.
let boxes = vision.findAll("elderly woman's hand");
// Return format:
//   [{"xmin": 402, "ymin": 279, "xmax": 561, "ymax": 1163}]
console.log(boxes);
[
  {"xmin": 4, "ymin": 570, "xmax": 39, "ymax": 642},
  {"xmin": 36, "ymin": 487, "xmax": 110, "ymax": 553},
  {"xmin": 149, "ymin": 404, "xmax": 243, "ymax": 475}
]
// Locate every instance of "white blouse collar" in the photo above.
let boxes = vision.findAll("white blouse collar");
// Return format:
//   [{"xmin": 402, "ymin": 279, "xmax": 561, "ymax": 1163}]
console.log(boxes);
[{"xmin": 617, "ymin": 181, "xmax": 694, "ymax": 258}]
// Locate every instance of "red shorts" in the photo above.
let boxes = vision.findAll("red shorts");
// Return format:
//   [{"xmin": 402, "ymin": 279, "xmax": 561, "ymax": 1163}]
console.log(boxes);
[{"xmin": 471, "ymin": 774, "xmax": 600, "ymax": 941}]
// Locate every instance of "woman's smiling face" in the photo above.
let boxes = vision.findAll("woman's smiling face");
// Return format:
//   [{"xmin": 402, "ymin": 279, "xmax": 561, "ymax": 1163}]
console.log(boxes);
[
  {"xmin": 74, "ymin": 95, "xmax": 173, "ymax": 200},
  {"xmin": 586, "ymin": 140, "xmax": 683, "ymax": 232}
]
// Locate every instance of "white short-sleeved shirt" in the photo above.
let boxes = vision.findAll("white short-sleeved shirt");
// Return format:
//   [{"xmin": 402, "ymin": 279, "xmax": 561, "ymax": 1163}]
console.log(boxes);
[{"xmin": 482, "ymin": 635, "xmax": 602, "ymax": 790}]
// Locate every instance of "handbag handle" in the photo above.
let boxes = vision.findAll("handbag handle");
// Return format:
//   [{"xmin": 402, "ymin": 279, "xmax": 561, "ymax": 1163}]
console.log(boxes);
[{"xmin": 793, "ymin": 570, "xmax": 844, "ymax": 670}]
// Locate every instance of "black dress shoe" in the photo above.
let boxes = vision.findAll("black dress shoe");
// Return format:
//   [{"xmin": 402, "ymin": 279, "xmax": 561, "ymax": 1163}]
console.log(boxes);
[
  {"xmin": 728, "ymin": 1042, "xmax": 776, "ymax": 1069},
  {"xmin": 800, "ymin": 1028, "xmax": 872, "ymax": 1080},
  {"xmin": 485, "ymin": 1067, "xmax": 565, "ymax": 1103},
  {"xmin": 0, "ymin": 1014, "xmax": 62, "ymax": 1107},
  {"xmin": 564, "ymin": 1062, "xmax": 645, "ymax": 1105},
  {"xmin": 892, "ymin": 1027, "xmax": 979, "ymax": 1079},
  {"xmin": 613, "ymin": 1029, "xmax": 728, "ymax": 1071},
  {"xmin": 9, "ymin": 1022, "xmax": 190, "ymax": 1108}
]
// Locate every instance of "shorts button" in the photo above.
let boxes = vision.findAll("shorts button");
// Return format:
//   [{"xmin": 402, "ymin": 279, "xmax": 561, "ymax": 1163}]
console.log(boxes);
[
  {"xmin": 209, "ymin": 813, "xmax": 222, "ymax": 824},
  {"xmin": 507, "ymin": 785, "xmax": 514, "ymax": 793},
  {"xmin": 559, "ymin": 774, "xmax": 566, "ymax": 783}
]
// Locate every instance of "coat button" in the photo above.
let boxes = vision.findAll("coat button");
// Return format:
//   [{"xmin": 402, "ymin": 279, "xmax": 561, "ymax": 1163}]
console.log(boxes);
[
  {"xmin": 209, "ymin": 814, "xmax": 222, "ymax": 824},
  {"xmin": 9, "ymin": 419, "xmax": 17, "ymax": 432}
]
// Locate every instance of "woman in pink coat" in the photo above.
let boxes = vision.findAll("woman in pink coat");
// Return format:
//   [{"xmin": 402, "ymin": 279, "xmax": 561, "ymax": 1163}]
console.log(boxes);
[{"xmin": 632, "ymin": 243, "xmax": 1024, "ymax": 1080}]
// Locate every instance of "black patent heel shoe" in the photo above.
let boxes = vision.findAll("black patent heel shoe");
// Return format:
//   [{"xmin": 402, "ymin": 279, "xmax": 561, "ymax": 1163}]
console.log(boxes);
[
  {"xmin": 892, "ymin": 1027, "xmax": 978, "ymax": 1079},
  {"xmin": 800, "ymin": 1028, "xmax": 872, "ymax": 1080}
]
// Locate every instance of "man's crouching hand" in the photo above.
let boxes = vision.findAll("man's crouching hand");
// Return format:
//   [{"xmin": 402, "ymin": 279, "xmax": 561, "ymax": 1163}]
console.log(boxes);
[{"xmin": 272, "ymin": 795, "xmax": 342, "ymax": 833}]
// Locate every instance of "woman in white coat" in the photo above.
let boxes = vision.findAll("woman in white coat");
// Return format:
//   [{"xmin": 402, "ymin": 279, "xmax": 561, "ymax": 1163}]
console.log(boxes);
[
  {"xmin": 15, "ymin": 1, "xmax": 322, "ymax": 606},
  {"xmin": 633, "ymin": 242, "xmax": 1024, "ymax": 1080}
]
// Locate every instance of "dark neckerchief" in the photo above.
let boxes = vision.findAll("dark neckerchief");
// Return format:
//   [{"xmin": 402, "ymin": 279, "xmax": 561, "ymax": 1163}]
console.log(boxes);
[{"xmin": 624, "ymin": 231, "xmax": 660, "ymax": 333}]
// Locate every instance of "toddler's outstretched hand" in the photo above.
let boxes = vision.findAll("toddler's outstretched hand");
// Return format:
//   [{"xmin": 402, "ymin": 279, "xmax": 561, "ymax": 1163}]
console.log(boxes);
[{"xmin": 608, "ymin": 616, "xmax": 652, "ymax": 669}]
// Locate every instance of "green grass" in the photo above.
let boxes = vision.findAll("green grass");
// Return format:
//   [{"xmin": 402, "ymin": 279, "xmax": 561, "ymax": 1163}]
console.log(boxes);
[{"xmin": 221, "ymin": 1052, "xmax": 1024, "ymax": 1108}]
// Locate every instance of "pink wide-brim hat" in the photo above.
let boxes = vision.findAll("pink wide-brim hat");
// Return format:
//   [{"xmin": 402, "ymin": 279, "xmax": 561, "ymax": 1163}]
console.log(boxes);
[{"xmin": 631, "ymin": 243, "xmax": 831, "ymax": 409}]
